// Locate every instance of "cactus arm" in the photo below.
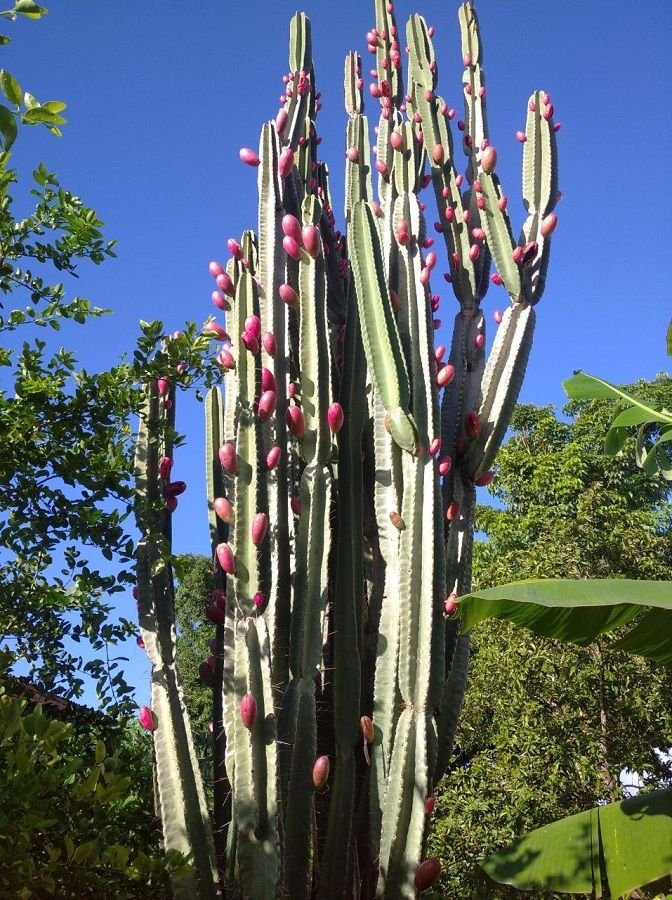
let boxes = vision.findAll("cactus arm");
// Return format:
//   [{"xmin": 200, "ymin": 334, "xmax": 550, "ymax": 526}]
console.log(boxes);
[
  {"xmin": 374, "ymin": 0, "xmax": 403, "ymax": 107},
  {"xmin": 522, "ymin": 91, "xmax": 558, "ymax": 220},
  {"xmin": 520, "ymin": 91, "xmax": 559, "ymax": 304},
  {"xmin": 350, "ymin": 200, "xmax": 418, "ymax": 454},
  {"xmin": 478, "ymin": 170, "xmax": 521, "ymax": 299},
  {"xmin": 232, "ymin": 618, "xmax": 278, "ymax": 900},
  {"xmin": 284, "ymin": 680, "xmax": 318, "ymax": 900},
  {"xmin": 319, "ymin": 286, "xmax": 367, "ymax": 899},
  {"xmin": 465, "ymin": 303, "xmax": 536, "ymax": 478},
  {"xmin": 298, "ymin": 197, "xmax": 333, "ymax": 466},
  {"xmin": 434, "ymin": 631, "xmax": 470, "ymax": 781},
  {"xmin": 257, "ymin": 122, "xmax": 292, "ymax": 699},
  {"xmin": 135, "ymin": 388, "xmax": 218, "ymax": 899},
  {"xmin": 206, "ymin": 387, "xmax": 227, "ymax": 551},
  {"xmin": 408, "ymin": 17, "xmax": 479, "ymax": 308}
]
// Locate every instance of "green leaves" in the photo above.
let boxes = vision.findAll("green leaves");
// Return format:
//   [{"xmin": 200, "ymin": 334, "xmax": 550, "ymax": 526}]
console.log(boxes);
[
  {"xmin": 564, "ymin": 372, "xmax": 672, "ymax": 479},
  {"xmin": 0, "ymin": 68, "xmax": 21, "ymax": 105},
  {"xmin": 459, "ymin": 578, "xmax": 672, "ymax": 664},
  {"xmin": 480, "ymin": 787, "xmax": 672, "ymax": 898},
  {"xmin": 13, "ymin": 1, "xmax": 47, "ymax": 19}
]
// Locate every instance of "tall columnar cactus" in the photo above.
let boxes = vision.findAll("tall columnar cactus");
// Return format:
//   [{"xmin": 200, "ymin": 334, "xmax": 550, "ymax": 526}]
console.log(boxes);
[{"xmin": 134, "ymin": 2, "xmax": 558, "ymax": 897}]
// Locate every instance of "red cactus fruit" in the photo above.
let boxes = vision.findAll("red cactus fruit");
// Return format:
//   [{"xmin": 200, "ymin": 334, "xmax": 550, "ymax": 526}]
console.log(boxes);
[
  {"xmin": 490, "ymin": 272, "xmax": 503, "ymax": 286},
  {"xmin": 540, "ymin": 212, "xmax": 558, "ymax": 237},
  {"xmin": 286, "ymin": 405, "xmax": 306, "ymax": 439},
  {"xmin": 165, "ymin": 496, "xmax": 178, "ymax": 514},
  {"xmin": 241, "ymin": 331, "xmax": 260, "ymax": 354},
  {"xmin": 252, "ymin": 512, "xmax": 269, "ymax": 546},
  {"xmin": 429, "ymin": 437, "xmax": 441, "ymax": 456},
  {"xmin": 159, "ymin": 456, "xmax": 173, "ymax": 480},
  {"xmin": 346, "ymin": 146, "xmax": 360, "ymax": 162},
  {"xmin": 475, "ymin": 470, "xmax": 495, "ymax": 487},
  {"xmin": 283, "ymin": 235, "xmax": 302, "ymax": 261},
  {"xmin": 266, "ymin": 446, "xmax": 281, "ymax": 470},
  {"xmin": 205, "ymin": 603, "xmax": 226, "ymax": 625},
  {"xmin": 360, "ymin": 715, "xmax": 374, "ymax": 744},
  {"xmin": 138, "ymin": 706, "xmax": 157, "ymax": 732},
  {"xmin": 415, "ymin": 859, "xmax": 442, "ymax": 892},
  {"xmin": 290, "ymin": 496, "xmax": 301, "ymax": 516},
  {"xmin": 515, "ymin": 130, "xmax": 527, "ymax": 143},
  {"xmin": 389, "ymin": 511, "xmax": 405, "ymax": 530},
  {"xmin": 216, "ymin": 543, "xmax": 235, "ymax": 575},
  {"xmin": 239, "ymin": 147, "xmax": 260, "ymax": 167},
  {"xmin": 481, "ymin": 145, "xmax": 497, "ymax": 174},
  {"xmin": 438, "ymin": 456, "xmax": 452, "ymax": 477},
  {"xmin": 390, "ymin": 131, "xmax": 404, "ymax": 151},
  {"xmin": 212, "ymin": 588, "xmax": 226, "ymax": 610},
  {"xmin": 226, "ymin": 238, "xmax": 242, "ymax": 259},
  {"xmin": 327, "ymin": 402, "xmax": 344, "ymax": 434},
  {"xmin": 465, "ymin": 411, "xmax": 480, "ymax": 439},
  {"xmin": 244, "ymin": 314, "xmax": 261, "ymax": 340},
  {"xmin": 262, "ymin": 332, "xmax": 277, "ymax": 356},
  {"xmin": 424, "ymin": 796, "xmax": 436, "ymax": 815},
  {"xmin": 218, "ymin": 443, "xmax": 237, "ymax": 474},
  {"xmin": 214, "ymin": 497, "xmax": 234, "ymax": 524},
  {"xmin": 165, "ymin": 480, "xmax": 187, "ymax": 497},
  {"xmin": 446, "ymin": 501, "xmax": 460, "ymax": 521},
  {"xmin": 437, "ymin": 363, "xmax": 456, "ymax": 388},
  {"xmin": 275, "ymin": 108, "xmax": 288, "ymax": 135},
  {"xmin": 240, "ymin": 693, "xmax": 257, "ymax": 729},
  {"xmin": 199, "ymin": 661, "xmax": 214, "ymax": 686},
  {"xmin": 215, "ymin": 272, "xmax": 235, "ymax": 297},
  {"xmin": 302, "ymin": 224, "xmax": 321, "ymax": 259},
  {"xmin": 312, "ymin": 755, "xmax": 330, "ymax": 790},
  {"xmin": 475, "ymin": 333, "xmax": 485, "ymax": 348},
  {"xmin": 278, "ymin": 147, "xmax": 295, "ymax": 178},
  {"xmin": 208, "ymin": 260, "xmax": 224, "ymax": 278},
  {"xmin": 279, "ymin": 283, "xmax": 299, "ymax": 307},
  {"xmin": 258, "ymin": 390, "xmax": 277, "ymax": 423},
  {"xmin": 494, "ymin": 309, "xmax": 503, "ymax": 324},
  {"xmin": 156, "ymin": 376, "xmax": 171, "ymax": 397},
  {"xmin": 434, "ymin": 344, "xmax": 446, "ymax": 364},
  {"xmin": 253, "ymin": 591, "xmax": 264, "ymax": 609},
  {"xmin": 432, "ymin": 144, "xmax": 445, "ymax": 165},
  {"xmin": 217, "ymin": 347, "xmax": 236, "ymax": 371}
]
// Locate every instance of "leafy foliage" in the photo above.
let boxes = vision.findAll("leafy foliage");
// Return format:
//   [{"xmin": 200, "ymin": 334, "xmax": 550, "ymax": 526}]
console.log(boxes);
[
  {"xmin": 429, "ymin": 389, "xmax": 672, "ymax": 898},
  {"xmin": 173, "ymin": 554, "xmax": 215, "ymax": 765},
  {"xmin": 564, "ymin": 372, "xmax": 672, "ymax": 480},
  {"xmin": 0, "ymin": 685, "xmax": 188, "ymax": 897}
]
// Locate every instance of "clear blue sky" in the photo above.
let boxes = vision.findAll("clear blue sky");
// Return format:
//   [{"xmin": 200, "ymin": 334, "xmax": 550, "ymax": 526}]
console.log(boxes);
[{"xmin": 4, "ymin": 1, "xmax": 671, "ymax": 706}]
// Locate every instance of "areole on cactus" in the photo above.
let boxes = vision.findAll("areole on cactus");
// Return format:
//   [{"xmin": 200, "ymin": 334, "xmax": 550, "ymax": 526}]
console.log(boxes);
[{"xmin": 133, "ymin": 1, "xmax": 558, "ymax": 897}]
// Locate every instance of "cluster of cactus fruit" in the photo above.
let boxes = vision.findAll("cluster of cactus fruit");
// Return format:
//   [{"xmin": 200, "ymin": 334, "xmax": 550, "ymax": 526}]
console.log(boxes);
[{"xmin": 134, "ymin": 1, "xmax": 558, "ymax": 897}]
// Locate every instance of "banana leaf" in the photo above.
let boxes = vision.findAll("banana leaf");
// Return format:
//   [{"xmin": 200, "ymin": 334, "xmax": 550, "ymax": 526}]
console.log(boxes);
[
  {"xmin": 479, "ymin": 787, "xmax": 672, "ymax": 898},
  {"xmin": 458, "ymin": 578, "xmax": 672, "ymax": 665}
]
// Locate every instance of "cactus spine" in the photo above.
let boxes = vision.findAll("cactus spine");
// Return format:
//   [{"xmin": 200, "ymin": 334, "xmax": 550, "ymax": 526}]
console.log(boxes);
[{"xmin": 135, "ymin": 2, "xmax": 558, "ymax": 897}]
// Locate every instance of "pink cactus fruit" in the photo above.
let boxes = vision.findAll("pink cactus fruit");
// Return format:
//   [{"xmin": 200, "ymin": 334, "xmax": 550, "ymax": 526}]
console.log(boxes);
[
  {"xmin": 258, "ymin": 390, "xmax": 277, "ymax": 423},
  {"xmin": 138, "ymin": 706, "xmax": 157, "ymax": 732},
  {"xmin": 239, "ymin": 147, "xmax": 260, "ymax": 167},
  {"xmin": 262, "ymin": 332, "xmax": 277, "ymax": 356},
  {"xmin": 281, "ymin": 213, "xmax": 303, "ymax": 244},
  {"xmin": 156, "ymin": 376, "xmax": 171, "ymax": 397},
  {"xmin": 266, "ymin": 446, "xmax": 281, "ymax": 470},
  {"xmin": 278, "ymin": 147, "xmax": 295, "ymax": 178},
  {"xmin": 312, "ymin": 755, "xmax": 330, "ymax": 790},
  {"xmin": 206, "ymin": 604, "xmax": 226, "ymax": 626},
  {"xmin": 218, "ymin": 442, "xmax": 237, "ymax": 474},
  {"xmin": 286, "ymin": 405, "xmax": 306, "ymax": 439},
  {"xmin": 159, "ymin": 456, "xmax": 173, "ymax": 480},
  {"xmin": 208, "ymin": 260, "xmax": 224, "ymax": 278},
  {"xmin": 475, "ymin": 470, "xmax": 495, "ymax": 487},
  {"xmin": 240, "ymin": 693, "xmax": 257, "ymax": 729},
  {"xmin": 279, "ymin": 283, "xmax": 299, "ymax": 307},
  {"xmin": 424, "ymin": 796, "xmax": 436, "ymax": 815},
  {"xmin": 481, "ymin": 145, "xmax": 497, "ymax": 174},
  {"xmin": 214, "ymin": 497, "xmax": 234, "ymax": 524},
  {"xmin": 415, "ymin": 859, "xmax": 442, "ymax": 892},
  {"xmin": 302, "ymin": 224, "xmax": 321, "ymax": 259},
  {"xmin": 437, "ymin": 363, "xmax": 456, "ymax": 388},
  {"xmin": 465, "ymin": 411, "xmax": 480, "ymax": 439},
  {"xmin": 446, "ymin": 501, "xmax": 460, "ymax": 521},
  {"xmin": 540, "ymin": 212, "xmax": 558, "ymax": 237},
  {"xmin": 252, "ymin": 512, "xmax": 269, "ymax": 546},
  {"xmin": 216, "ymin": 542, "xmax": 236, "ymax": 575},
  {"xmin": 290, "ymin": 496, "xmax": 301, "ymax": 516},
  {"xmin": 327, "ymin": 402, "xmax": 345, "ymax": 434},
  {"xmin": 360, "ymin": 715, "xmax": 374, "ymax": 744}
]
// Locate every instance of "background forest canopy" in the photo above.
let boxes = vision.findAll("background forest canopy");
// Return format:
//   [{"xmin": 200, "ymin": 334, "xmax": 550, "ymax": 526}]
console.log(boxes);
[{"xmin": 0, "ymin": 1, "xmax": 671, "ymax": 897}]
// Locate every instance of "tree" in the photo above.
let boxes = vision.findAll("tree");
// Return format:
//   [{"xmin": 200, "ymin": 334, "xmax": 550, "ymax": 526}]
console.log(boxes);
[
  {"xmin": 429, "ymin": 380, "xmax": 672, "ymax": 897},
  {"xmin": 0, "ymin": 3, "xmax": 218, "ymax": 709}
]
